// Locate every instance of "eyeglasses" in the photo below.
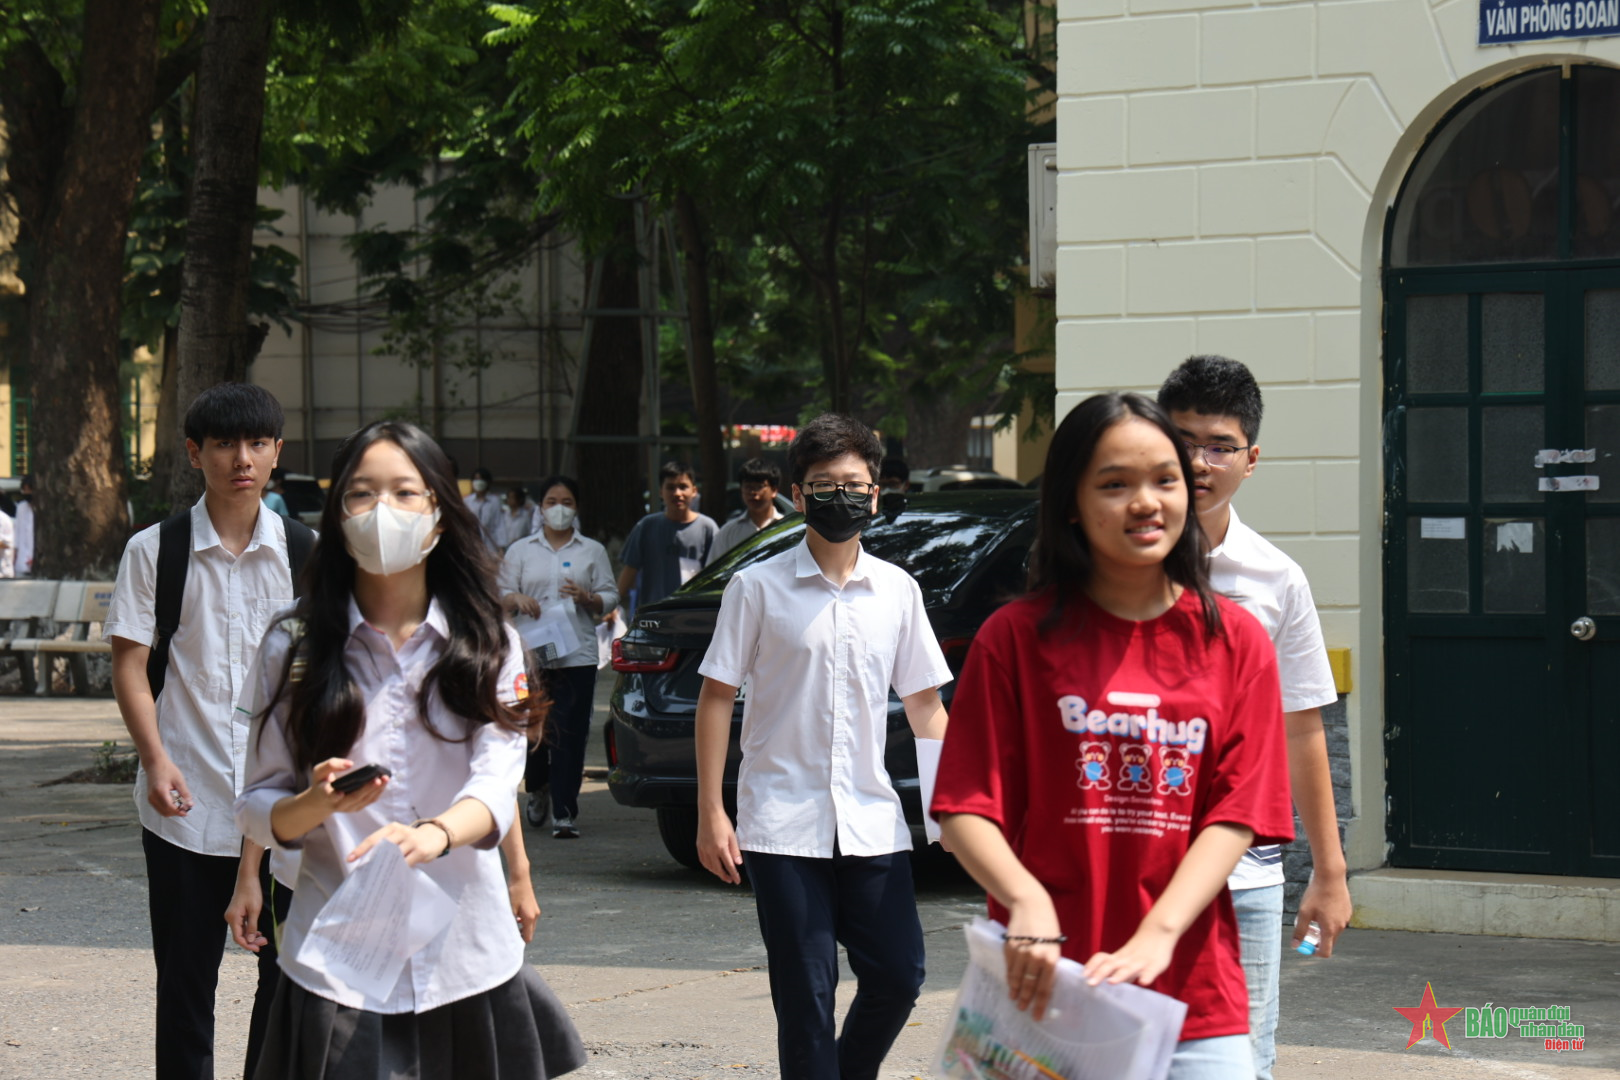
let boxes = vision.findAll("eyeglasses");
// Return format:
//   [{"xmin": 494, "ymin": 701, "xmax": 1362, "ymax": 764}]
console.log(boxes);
[
  {"xmin": 802, "ymin": 481, "xmax": 875, "ymax": 503},
  {"xmin": 1182, "ymin": 441, "xmax": 1251, "ymax": 470},
  {"xmin": 341, "ymin": 488, "xmax": 434, "ymax": 515}
]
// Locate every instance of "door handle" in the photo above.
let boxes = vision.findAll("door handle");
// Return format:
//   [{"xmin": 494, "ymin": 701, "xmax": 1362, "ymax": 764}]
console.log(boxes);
[{"xmin": 1571, "ymin": 616, "xmax": 1597, "ymax": 641}]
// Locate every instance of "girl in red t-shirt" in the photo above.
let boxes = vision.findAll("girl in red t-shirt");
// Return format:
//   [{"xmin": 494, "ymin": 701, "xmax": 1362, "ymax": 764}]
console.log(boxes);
[{"xmin": 933, "ymin": 392, "xmax": 1293, "ymax": 1079}]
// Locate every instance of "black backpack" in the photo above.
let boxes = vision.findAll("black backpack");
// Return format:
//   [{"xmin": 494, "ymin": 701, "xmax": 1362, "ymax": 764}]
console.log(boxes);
[{"xmin": 145, "ymin": 512, "xmax": 317, "ymax": 699}]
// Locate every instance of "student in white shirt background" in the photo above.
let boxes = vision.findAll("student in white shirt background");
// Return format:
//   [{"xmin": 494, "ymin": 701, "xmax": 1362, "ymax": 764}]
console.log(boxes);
[
  {"xmin": 1159, "ymin": 356, "xmax": 1351, "ymax": 1080},
  {"xmin": 237, "ymin": 420, "xmax": 583, "ymax": 1080},
  {"xmin": 104, "ymin": 384, "xmax": 300, "ymax": 1080},
  {"xmin": 706, "ymin": 458, "xmax": 784, "ymax": 565},
  {"xmin": 694, "ymin": 413, "xmax": 952, "ymax": 1080},
  {"xmin": 499, "ymin": 475, "xmax": 617, "ymax": 838},
  {"xmin": 464, "ymin": 465, "xmax": 504, "ymax": 548},
  {"xmin": 14, "ymin": 473, "xmax": 34, "ymax": 576},
  {"xmin": 497, "ymin": 484, "xmax": 540, "ymax": 550}
]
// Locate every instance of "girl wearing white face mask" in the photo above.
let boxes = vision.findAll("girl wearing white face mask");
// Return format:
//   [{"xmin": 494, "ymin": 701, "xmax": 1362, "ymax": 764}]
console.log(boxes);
[
  {"xmin": 236, "ymin": 422, "xmax": 584, "ymax": 1080},
  {"xmin": 497, "ymin": 476, "xmax": 618, "ymax": 838}
]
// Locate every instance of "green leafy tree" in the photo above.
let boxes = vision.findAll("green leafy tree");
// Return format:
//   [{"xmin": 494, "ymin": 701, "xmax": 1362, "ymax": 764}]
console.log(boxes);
[{"xmin": 0, "ymin": 0, "xmax": 188, "ymax": 575}]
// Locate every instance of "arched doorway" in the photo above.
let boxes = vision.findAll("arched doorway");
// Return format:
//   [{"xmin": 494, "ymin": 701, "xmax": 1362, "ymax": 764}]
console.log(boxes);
[{"xmin": 1384, "ymin": 65, "xmax": 1620, "ymax": 877}]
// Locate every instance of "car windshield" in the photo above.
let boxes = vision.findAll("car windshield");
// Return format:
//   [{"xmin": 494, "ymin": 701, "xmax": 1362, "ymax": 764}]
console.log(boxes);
[{"xmin": 678, "ymin": 500, "xmax": 1031, "ymax": 605}]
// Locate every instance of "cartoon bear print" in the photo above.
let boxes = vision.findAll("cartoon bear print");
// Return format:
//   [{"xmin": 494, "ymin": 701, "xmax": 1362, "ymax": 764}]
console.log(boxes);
[
  {"xmin": 1118, "ymin": 744, "xmax": 1152, "ymax": 793},
  {"xmin": 1157, "ymin": 747, "xmax": 1194, "ymax": 796},
  {"xmin": 1077, "ymin": 742, "xmax": 1111, "ymax": 790}
]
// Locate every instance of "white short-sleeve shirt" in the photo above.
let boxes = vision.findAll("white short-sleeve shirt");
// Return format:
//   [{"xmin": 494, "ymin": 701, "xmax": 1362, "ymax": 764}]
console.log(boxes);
[
  {"xmin": 236, "ymin": 600, "xmax": 529, "ymax": 1013},
  {"xmin": 103, "ymin": 498, "xmax": 296, "ymax": 858},
  {"xmin": 698, "ymin": 541, "xmax": 952, "ymax": 859},
  {"xmin": 1209, "ymin": 507, "xmax": 1338, "ymax": 890}
]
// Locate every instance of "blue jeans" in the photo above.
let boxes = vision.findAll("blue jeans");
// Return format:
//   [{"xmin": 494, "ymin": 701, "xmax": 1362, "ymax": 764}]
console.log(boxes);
[
  {"xmin": 1232, "ymin": 884, "xmax": 1284, "ymax": 1080},
  {"xmin": 745, "ymin": 847, "xmax": 926, "ymax": 1080},
  {"xmin": 1168, "ymin": 1035, "xmax": 1256, "ymax": 1080}
]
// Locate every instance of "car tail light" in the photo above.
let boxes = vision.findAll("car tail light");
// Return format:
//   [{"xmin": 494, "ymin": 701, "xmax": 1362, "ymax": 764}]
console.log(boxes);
[
  {"xmin": 940, "ymin": 636, "xmax": 974, "ymax": 675},
  {"xmin": 612, "ymin": 638, "xmax": 679, "ymax": 673}
]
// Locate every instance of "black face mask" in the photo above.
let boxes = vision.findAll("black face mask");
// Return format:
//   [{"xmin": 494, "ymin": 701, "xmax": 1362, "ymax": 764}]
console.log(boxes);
[{"xmin": 802, "ymin": 495, "xmax": 872, "ymax": 544}]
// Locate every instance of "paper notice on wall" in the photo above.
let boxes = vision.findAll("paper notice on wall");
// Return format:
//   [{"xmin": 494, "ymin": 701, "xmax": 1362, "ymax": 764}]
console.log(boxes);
[
  {"xmin": 1538, "ymin": 476, "xmax": 1601, "ymax": 492},
  {"xmin": 1420, "ymin": 517, "xmax": 1467, "ymax": 540},
  {"xmin": 1495, "ymin": 522, "xmax": 1535, "ymax": 554},
  {"xmin": 1534, "ymin": 449, "xmax": 1596, "ymax": 467}
]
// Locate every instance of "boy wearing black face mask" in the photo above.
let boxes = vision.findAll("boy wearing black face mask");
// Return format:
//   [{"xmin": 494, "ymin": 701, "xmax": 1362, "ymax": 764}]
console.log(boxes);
[{"xmin": 693, "ymin": 413, "xmax": 952, "ymax": 1080}]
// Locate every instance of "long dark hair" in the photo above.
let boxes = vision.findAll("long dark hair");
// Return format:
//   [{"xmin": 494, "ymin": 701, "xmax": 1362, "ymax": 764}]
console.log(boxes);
[
  {"xmin": 1028, "ymin": 392, "xmax": 1222, "ymax": 637},
  {"xmin": 263, "ymin": 421, "xmax": 542, "ymax": 769}
]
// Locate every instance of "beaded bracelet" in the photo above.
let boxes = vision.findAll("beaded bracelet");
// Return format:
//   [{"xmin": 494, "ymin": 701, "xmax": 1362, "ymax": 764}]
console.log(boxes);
[{"xmin": 1003, "ymin": 933, "xmax": 1068, "ymax": 945}]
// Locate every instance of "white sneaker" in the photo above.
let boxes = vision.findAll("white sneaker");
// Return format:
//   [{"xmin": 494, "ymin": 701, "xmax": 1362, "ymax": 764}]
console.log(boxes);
[
  {"xmin": 552, "ymin": 815, "xmax": 579, "ymax": 839},
  {"xmin": 525, "ymin": 790, "xmax": 549, "ymax": 828}
]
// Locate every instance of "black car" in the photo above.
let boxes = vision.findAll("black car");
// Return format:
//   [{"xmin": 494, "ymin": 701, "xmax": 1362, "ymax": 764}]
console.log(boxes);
[{"xmin": 604, "ymin": 490, "xmax": 1037, "ymax": 869}]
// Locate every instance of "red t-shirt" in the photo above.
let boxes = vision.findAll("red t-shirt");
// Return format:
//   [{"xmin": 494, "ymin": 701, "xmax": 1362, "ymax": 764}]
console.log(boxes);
[{"xmin": 932, "ymin": 589, "xmax": 1294, "ymax": 1041}]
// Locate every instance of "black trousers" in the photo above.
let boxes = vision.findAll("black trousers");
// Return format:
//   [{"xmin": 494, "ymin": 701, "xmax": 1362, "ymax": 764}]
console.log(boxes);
[
  {"xmin": 746, "ymin": 847, "xmax": 926, "ymax": 1080},
  {"xmin": 524, "ymin": 664, "xmax": 598, "ymax": 820},
  {"xmin": 244, "ymin": 857, "xmax": 293, "ymax": 1080},
  {"xmin": 142, "ymin": 828, "xmax": 238, "ymax": 1080}
]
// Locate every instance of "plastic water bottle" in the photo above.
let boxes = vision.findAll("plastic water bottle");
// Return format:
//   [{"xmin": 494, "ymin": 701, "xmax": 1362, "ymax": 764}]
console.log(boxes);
[{"xmin": 1296, "ymin": 921, "xmax": 1322, "ymax": 956}]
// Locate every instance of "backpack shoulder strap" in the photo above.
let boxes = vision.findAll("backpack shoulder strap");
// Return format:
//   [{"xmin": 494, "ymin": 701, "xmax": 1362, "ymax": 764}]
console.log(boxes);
[
  {"xmin": 146, "ymin": 512, "xmax": 193, "ymax": 700},
  {"xmin": 283, "ymin": 518, "xmax": 316, "ymax": 599}
]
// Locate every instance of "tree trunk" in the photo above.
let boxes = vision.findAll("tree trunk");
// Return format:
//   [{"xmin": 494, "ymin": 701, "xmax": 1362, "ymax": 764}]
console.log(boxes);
[
  {"xmin": 902, "ymin": 386, "xmax": 979, "ymax": 471},
  {"xmin": 29, "ymin": 0, "xmax": 161, "ymax": 578},
  {"xmin": 167, "ymin": 0, "xmax": 276, "ymax": 510},
  {"xmin": 671, "ymin": 193, "xmax": 727, "ymax": 500},
  {"xmin": 574, "ymin": 215, "xmax": 646, "ymax": 547}
]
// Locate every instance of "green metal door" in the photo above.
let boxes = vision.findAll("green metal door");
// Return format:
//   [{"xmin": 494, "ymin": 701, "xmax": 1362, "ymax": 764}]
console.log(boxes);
[
  {"xmin": 1383, "ymin": 64, "xmax": 1620, "ymax": 878},
  {"xmin": 1385, "ymin": 270, "xmax": 1620, "ymax": 877}
]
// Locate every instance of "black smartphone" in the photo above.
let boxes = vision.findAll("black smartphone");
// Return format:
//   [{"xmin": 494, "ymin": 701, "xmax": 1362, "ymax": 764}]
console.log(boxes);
[{"xmin": 331, "ymin": 763, "xmax": 392, "ymax": 794}]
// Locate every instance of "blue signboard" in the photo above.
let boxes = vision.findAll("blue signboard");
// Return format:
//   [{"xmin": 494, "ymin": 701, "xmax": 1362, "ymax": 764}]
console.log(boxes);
[{"xmin": 1480, "ymin": 0, "xmax": 1620, "ymax": 44}]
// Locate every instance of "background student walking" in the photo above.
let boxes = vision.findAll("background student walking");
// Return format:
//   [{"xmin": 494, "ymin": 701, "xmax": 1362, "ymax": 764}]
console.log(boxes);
[
  {"xmin": 104, "ymin": 384, "xmax": 310, "ymax": 1080},
  {"xmin": 1159, "ymin": 355, "xmax": 1350, "ymax": 1080},
  {"xmin": 934, "ymin": 393, "xmax": 1294, "ymax": 1080},
  {"xmin": 500, "ymin": 475, "xmax": 617, "ymax": 838},
  {"xmin": 616, "ymin": 461, "xmax": 718, "ymax": 612}
]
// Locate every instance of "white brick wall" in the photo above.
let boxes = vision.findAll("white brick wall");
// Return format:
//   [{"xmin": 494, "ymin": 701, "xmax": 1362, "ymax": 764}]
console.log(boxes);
[{"xmin": 1056, "ymin": 0, "xmax": 1620, "ymax": 873}]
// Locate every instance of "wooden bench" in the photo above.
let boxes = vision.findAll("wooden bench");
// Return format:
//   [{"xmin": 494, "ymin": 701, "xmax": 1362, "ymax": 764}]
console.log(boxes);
[{"xmin": 0, "ymin": 580, "xmax": 116, "ymax": 695}]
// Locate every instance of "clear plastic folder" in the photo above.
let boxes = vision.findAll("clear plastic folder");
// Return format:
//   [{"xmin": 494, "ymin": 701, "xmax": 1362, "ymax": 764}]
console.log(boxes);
[{"xmin": 933, "ymin": 918, "xmax": 1188, "ymax": 1080}]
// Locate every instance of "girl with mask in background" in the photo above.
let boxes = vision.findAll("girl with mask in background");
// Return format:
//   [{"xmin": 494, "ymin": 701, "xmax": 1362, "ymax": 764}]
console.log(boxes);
[
  {"xmin": 498, "ymin": 476, "xmax": 618, "ymax": 838},
  {"xmin": 236, "ymin": 422, "xmax": 584, "ymax": 1080}
]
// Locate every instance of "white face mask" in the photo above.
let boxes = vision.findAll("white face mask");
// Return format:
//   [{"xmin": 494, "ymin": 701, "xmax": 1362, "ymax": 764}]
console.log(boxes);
[
  {"xmin": 471, "ymin": 478, "xmax": 489, "ymax": 493},
  {"xmin": 342, "ymin": 502, "xmax": 441, "ymax": 576},
  {"xmin": 542, "ymin": 503, "xmax": 577, "ymax": 531}
]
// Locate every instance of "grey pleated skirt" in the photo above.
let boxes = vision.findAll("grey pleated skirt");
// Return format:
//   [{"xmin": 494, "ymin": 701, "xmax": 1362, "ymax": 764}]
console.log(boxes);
[{"xmin": 251, "ymin": 965, "xmax": 586, "ymax": 1080}]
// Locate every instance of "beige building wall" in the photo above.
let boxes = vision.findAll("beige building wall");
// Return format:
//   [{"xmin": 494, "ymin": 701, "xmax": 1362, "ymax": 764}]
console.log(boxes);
[
  {"xmin": 253, "ymin": 176, "xmax": 587, "ymax": 481},
  {"xmin": 1053, "ymin": 0, "xmax": 1620, "ymax": 870}
]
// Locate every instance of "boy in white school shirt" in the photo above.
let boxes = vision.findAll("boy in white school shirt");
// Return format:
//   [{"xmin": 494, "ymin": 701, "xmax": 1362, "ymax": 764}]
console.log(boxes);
[
  {"xmin": 1159, "ymin": 356, "xmax": 1352, "ymax": 1080},
  {"xmin": 694, "ymin": 413, "xmax": 951, "ymax": 1080},
  {"xmin": 104, "ymin": 384, "xmax": 303, "ymax": 1080}
]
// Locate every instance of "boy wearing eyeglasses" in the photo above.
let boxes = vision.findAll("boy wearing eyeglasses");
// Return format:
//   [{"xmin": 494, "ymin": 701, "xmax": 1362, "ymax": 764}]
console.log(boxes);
[
  {"xmin": 1159, "ymin": 356, "xmax": 1351, "ymax": 1080},
  {"xmin": 693, "ymin": 413, "xmax": 951, "ymax": 1080}
]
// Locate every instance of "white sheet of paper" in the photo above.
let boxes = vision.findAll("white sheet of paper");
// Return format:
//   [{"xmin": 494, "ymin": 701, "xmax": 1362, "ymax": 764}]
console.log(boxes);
[
  {"xmin": 517, "ymin": 604, "xmax": 581, "ymax": 660},
  {"xmin": 1539, "ymin": 475, "xmax": 1601, "ymax": 492},
  {"xmin": 679, "ymin": 556, "xmax": 702, "ymax": 585},
  {"xmin": 1419, "ymin": 517, "xmax": 1466, "ymax": 540},
  {"xmin": 1495, "ymin": 522, "xmax": 1535, "ymax": 553},
  {"xmin": 915, "ymin": 738, "xmax": 943, "ymax": 844},
  {"xmin": 934, "ymin": 918, "xmax": 1187, "ymax": 1080},
  {"xmin": 293, "ymin": 841, "xmax": 458, "ymax": 1002}
]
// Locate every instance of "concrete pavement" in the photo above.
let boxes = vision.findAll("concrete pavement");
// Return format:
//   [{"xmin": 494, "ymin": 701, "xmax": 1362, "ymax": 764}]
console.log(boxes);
[{"xmin": 0, "ymin": 690, "xmax": 1614, "ymax": 1079}]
